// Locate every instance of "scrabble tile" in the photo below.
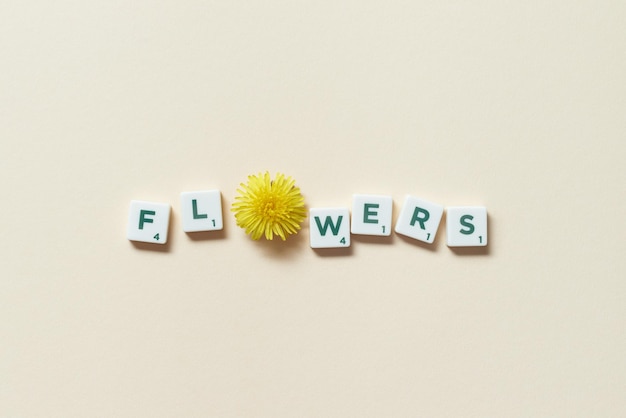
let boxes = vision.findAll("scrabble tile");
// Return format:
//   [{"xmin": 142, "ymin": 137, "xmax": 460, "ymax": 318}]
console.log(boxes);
[
  {"xmin": 180, "ymin": 190, "xmax": 223, "ymax": 232},
  {"xmin": 309, "ymin": 207, "xmax": 351, "ymax": 248},
  {"xmin": 446, "ymin": 206, "xmax": 488, "ymax": 247},
  {"xmin": 127, "ymin": 200, "xmax": 171, "ymax": 244},
  {"xmin": 394, "ymin": 195, "xmax": 443, "ymax": 244},
  {"xmin": 350, "ymin": 194, "xmax": 393, "ymax": 236}
]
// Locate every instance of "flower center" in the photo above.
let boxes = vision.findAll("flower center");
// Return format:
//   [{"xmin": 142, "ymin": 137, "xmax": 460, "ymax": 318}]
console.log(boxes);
[{"xmin": 259, "ymin": 195, "xmax": 285, "ymax": 220}]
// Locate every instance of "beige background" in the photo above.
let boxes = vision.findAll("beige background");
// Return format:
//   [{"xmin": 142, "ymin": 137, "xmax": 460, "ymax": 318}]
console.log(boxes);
[{"xmin": 2, "ymin": 1, "xmax": 625, "ymax": 417}]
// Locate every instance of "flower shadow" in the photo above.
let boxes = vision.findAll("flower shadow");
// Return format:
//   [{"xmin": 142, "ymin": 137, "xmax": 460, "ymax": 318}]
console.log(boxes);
[{"xmin": 253, "ymin": 228, "xmax": 309, "ymax": 259}]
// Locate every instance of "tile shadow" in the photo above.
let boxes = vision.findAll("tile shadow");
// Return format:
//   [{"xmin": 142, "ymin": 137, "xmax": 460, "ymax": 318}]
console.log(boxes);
[
  {"xmin": 449, "ymin": 213, "xmax": 493, "ymax": 257},
  {"xmin": 313, "ymin": 246, "xmax": 354, "ymax": 257},
  {"xmin": 352, "ymin": 234, "xmax": 394, "ymax": 246}
]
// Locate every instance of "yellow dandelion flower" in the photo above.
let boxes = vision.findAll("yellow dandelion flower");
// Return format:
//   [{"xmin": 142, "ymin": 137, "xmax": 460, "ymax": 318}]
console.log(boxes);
[{"xmin": 232, "ymin": 172, "xmax": 306, "ymax": 241}]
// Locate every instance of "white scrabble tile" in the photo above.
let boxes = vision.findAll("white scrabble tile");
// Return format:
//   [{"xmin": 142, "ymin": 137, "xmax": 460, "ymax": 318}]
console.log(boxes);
[
  {"xmin": 351, "ymin": 194, "xmax": 392, "ymax": 236},
  {"xmin": 309, "ymin": 208, "xmax": 351, "ymax": 248},
  {"xmin": 180, "ymin": 190, "xmax": 223, "ymax": 232},
  {"xmin": 127, "ymin": 200, "xmax": 171, "ymax": 244},
  {"xmin": 446, "ymin": 206, "xmax": 488, "ymax": 247},
  {"xmin": 394, "ymin": 195, "xmax": 443, "ymax": 244}
]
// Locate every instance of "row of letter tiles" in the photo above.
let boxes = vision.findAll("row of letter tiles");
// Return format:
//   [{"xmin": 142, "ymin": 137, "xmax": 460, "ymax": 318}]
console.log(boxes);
[
  {"xmin": 127, "ymin": 191, "xmax": 224, "ymax": 244},
  {"xmin": 310, "ymin": 195, "xmax": 487, "ymax": 248},
  {"xmin": 127, "ymin": 194, "xmax": 487, "ymax": 248}
]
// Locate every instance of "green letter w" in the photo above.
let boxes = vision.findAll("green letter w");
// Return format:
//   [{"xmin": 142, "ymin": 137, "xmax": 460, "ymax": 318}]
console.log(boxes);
[{"xmin": 314, "ymin": 216, "xmax": 343, "ymax": 236}]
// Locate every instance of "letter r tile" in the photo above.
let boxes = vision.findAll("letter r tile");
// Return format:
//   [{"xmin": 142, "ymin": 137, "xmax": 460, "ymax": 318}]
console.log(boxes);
[{"xmin": 394, "ymin": 195, "xmax": 443, "ymax": 244}]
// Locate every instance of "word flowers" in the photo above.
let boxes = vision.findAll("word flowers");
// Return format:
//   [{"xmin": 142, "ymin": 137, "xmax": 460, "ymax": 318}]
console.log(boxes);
[{"xmin": 126, "ymin": 173, "xmax": 487, "ymax": 249}]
